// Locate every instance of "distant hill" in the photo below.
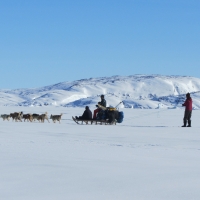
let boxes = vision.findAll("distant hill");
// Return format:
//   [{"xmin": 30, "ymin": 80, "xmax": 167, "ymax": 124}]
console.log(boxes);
[{"xmin": 1, "ymin": 75, "xmax": 200, "ymax": 109}]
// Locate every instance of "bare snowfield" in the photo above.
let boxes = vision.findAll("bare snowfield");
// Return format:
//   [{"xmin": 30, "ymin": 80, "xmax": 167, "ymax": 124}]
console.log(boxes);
[{"xmin": 1, "ymin": 106, "xmax": 200, "ymax": 200}]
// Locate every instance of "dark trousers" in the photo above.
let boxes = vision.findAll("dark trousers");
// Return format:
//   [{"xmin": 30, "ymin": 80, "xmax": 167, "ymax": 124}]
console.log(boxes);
[{"xmin": 183, "ymin": 110, "xmax": 192, "ymax": 122}]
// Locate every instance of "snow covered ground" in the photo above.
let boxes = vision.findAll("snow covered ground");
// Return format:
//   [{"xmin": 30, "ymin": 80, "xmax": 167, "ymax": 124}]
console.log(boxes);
[{"xmin": 1, "ymin": 106, "xmax": 200, "ymax": 200}]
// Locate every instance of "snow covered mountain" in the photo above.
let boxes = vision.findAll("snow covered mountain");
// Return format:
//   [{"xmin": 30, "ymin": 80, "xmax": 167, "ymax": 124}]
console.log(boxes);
[{"xmin": 1, "ymin": 75, "xmax": 200, "ymax": 109}]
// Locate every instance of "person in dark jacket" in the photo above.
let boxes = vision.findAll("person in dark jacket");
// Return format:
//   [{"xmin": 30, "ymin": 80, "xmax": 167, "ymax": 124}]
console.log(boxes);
[
  {"xmin": 93, "ymin": 95, "xmax": 106, "ymax": 119},
  {"xmin": 76, "ymin": 106, "xmax": 92, "ymax": 120},
  {"xmin": 182, "ymin": 93, "xmax": 192, "ymax": 127}
]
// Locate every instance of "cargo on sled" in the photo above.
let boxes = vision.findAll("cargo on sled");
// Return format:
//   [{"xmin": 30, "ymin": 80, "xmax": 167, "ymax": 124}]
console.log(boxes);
[{"xmin": 72, "ymin": 102, "xmax": 124, "ymax": 125}]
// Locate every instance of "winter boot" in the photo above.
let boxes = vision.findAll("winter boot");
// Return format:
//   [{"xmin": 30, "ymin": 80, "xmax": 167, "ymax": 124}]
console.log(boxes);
[
  {"xmin": 182, "ymin": 121, "xmax": 187, "ymax": 127},
  {"xmin": 187, "ymin": 120, "xmax": 191, "ymax": 127}
]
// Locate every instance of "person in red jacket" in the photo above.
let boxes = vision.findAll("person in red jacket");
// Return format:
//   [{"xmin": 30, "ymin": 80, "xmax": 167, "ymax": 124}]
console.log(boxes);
[{"xmin": 182, "ymin": 93, "xmax": 192, "ymax": 127}]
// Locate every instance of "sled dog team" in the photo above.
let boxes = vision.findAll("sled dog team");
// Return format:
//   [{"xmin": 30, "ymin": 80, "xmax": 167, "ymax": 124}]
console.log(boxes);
[{"xmin": 0, "ymin": 112, "xmax": 63, "ymax": 123}]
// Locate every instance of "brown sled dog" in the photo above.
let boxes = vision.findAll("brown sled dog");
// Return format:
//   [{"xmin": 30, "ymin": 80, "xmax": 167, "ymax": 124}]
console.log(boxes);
[
  {"xmin": 10, "ymin": 112, "xmax": 23, "ymax": 122},
  {"xmin": 37, "ymin": 112, "xmax": 50, "ymax": 123}
]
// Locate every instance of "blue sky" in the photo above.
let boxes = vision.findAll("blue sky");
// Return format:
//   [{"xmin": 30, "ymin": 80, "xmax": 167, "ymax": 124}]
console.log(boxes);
[{"xmin": 0, "ymin": 0, "xmax": 200, "ymax": 89}]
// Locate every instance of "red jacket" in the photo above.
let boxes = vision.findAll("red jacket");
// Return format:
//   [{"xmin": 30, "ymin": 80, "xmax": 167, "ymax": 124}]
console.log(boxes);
[{"xmin": 183, "ymin": 98, "xmax": 192, "ymax": 111}]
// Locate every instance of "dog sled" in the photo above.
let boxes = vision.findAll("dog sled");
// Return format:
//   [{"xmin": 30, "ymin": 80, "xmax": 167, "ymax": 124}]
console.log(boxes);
[
  {"xmin": 72, "ymin": 102, "xmax": 124, "ymax": 125},
  {"xmin": 72, "ymin": 116, "xmax": 116, "ymax": 125}
]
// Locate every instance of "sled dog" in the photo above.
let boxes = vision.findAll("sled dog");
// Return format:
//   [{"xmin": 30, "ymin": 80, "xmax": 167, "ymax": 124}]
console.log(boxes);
[
  {"xmin": 32, "ymin": 114, "xmax": 40, "ymax": 121},
  {"xmin": 22, "ymin": 114, "xmax": 33, "ymax": 122},
  {"xmin": 37, "ymin": 112, "xmax": 50, "ymax": 123},
  {"xmin": 1, "ymin": 114, "xmax": 10, "ymax": 121},
  {"xmin": 50, "ymin": 113, "xmax": 63, "ymax": 123},
  {"xmin": 10, "ymin": 112, "xmax": 23, "ymax": 122}
]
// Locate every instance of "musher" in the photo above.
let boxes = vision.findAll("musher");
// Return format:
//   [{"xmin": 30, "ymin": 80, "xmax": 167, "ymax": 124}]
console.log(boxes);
[{"xmin": 93, "ymin": 94, "xmax": 106, "ymax": 119}]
